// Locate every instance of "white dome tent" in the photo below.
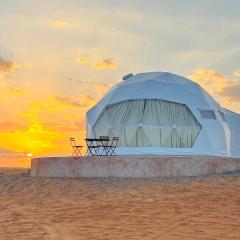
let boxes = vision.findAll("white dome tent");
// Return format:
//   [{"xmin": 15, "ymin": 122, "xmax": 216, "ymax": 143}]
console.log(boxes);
[{"xmin": 86, "ymin": 72, "xmax": 240, "ymax": 157}]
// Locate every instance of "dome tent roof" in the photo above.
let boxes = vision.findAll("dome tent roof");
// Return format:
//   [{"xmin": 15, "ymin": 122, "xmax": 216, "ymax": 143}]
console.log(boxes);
[{"xmin": 87, "ymin": 72, "xmax": 220, "ymax": 127}]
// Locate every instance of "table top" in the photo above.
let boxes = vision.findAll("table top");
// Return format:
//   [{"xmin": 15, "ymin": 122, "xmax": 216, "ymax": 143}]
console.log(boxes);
[{"xmin": 85, "ymin": 138, "xmax": 108, "ymax": 141}]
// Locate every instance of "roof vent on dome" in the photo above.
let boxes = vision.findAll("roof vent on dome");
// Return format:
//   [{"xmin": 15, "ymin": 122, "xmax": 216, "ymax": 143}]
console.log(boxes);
[{"xmin": 122, "ymin": 73, "xmax": 134, "ymax": 81}]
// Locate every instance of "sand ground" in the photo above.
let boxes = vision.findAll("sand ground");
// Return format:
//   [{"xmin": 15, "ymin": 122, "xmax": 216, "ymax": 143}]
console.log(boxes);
[{"xmin": 0, "ymin": 168, "xmax": 239, "ymax": 240}]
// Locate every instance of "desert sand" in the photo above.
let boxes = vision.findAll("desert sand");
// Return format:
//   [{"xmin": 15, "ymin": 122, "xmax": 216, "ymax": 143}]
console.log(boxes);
[{"xmin": 0, "ymin": 168, "xmax": 239, "ymax": 240}]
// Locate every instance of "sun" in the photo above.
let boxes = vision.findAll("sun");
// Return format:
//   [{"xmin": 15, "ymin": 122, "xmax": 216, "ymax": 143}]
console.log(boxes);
[{"xmin": 26, "ymin": 153, "xmax": 33, "ymax": 157}]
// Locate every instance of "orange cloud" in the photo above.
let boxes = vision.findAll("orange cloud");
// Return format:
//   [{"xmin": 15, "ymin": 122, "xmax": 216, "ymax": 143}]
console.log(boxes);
[
  {"xmin": 44, "ymin": 121, "xmax": 85, "ymax": 132},
  {"xmin": 92, "ymin": 59, "xmax": 118, "ymax": 69},
  {"xmin": 0, "ymin": 82, "xmax": 110, "ymax": 166},
  {"xmin": 233, "ymin": 71, "xmax": 240, "ymax": 78},
  {"xmin": 189, "ymin": 69, "xmax": 235, "ymax": 94},
  {"xmin": 220, "ymin": 85, "xmax": 240, "ymax": 102},
  {"xmin": 189, "ymin": 68, "xmax": 240, "ymax": 112},
  {"xmin": 49, "ymin": 20, "xmax": 71, "ymax": 28},
  {"xmin": 0, "ymin": 147, "xmax": 17, "ymax": 155},
  {"xmin": 0, "ymin": 121, "xmax": 27, "ymax": 132},
  {"xmin": 77, "ymin": 57, "xmax": 90, "ymax": 65},
  {"xmin": 0, "ymin": 119, "xmax": 87, "ymax": 165},
  {"xmin": 0, "ymin": 147, "xmax": 27, "ymax": 167},
  {"xmin": 54, "ymin": 96, "xmax": 87, "ymax": 108},
  {"xmin": 94, "ymin": 83, "xmax": 112, "ymax": 98},
  {"xmin": 0, "ymin": 56, "xmax": 20, "ymax": 73},
  {"xmin": 23, "ymin": 62, "xmax": 33, "ymax": 69},
  {"xmin": 20, "ymin": 95, "xmax": 95, "ymax": 126},
  {"xmin": 6, "ymin": 85, "xmax": 26, "ymax": 95},
  {"xmin": 27, "ymin": 95, "xmax": 92, "ymax": 115},
  {"xmin": 0, "ymin": 123, "xmax": 62, "ymax": 156},
  {"xmin": 80, "ymin": 94, "xmax": 96, "ymax": 108},
  {"xmin": 77, "ymin": 57, "xmax": 118, "ymax": 70},
  {"xmin": 16, "ymin": 94, "xmax": 96, "ymax": 156}
]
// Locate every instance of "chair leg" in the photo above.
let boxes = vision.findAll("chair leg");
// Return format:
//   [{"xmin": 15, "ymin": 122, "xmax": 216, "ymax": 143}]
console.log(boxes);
[
  {"xmin": 86, "ymin": 149, "xmax": 91, "ymax": 156},
  {"xmin": 113, "ymin": 147, "xmax": 117, "ymax": 155},
  {"xmin": 108, "ymin": 147, "xmax": 117, "ymax": 156},
  {"xmin": 72, "ymin": 147, "xmax": 82, "ymax": 160},
  {"xmin": 87, "ymin": 148, "xmax": 95, "ymax": 156}
]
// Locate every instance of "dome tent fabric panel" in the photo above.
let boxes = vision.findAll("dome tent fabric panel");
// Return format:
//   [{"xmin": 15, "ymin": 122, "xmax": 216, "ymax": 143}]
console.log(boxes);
[
  {"xmin": 92, "ymin": 110, "xmax": 110, "ymax": 137},
  {"xmin": 92, "ymin": 99, "xmax": 201, "ymax": 148}
]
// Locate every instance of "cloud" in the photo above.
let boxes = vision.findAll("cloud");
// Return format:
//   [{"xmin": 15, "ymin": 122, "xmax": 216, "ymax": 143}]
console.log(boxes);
[
  {"xmin": 0, "ymin": 147, "xmax": 18, "ymax": 155},
  {"xmin": 27, "ymin": 95, "xmax": 92, "ymax": 116},
  {"xmin": 23, "ymin": 62, "xmax": 34, "ymax": 69},
  {"xmin": 0, "ymin": 121, "xmax": 27, "ymax": 132},
  {"xmin": 233, "ymin": 71, "xmax": 240, "ymax": 78},
  {"xmin": 44, "ymin": 120, "xmax": 85, "ymax": 132},
  {"xmin": 6, "ymin": 85, "xmax": 26, "ymax": 95},
  {"xmin": 189, "ymin": 68, "xmax": 240, "ymax": 112},
  {"xmin": 77, "ymin": 57, "xmax": 118, "ymax": 70},
  {"xmin": 49, "ymin": 20, "xmax": 71, "ymax": 28},
  {"xmin": 20, "ymin": 94, "xmax": 95, "ymax": 126},
  {"xmin": 54, "ymin": 96, "xmax": 88, "ymax": 108},
  {"xmin": 77, "ymin": 57, "xmax": 90, "ymax": 65},
  {"xmin": 188, "ymin": 68, "xmax": 235, "ymax": 94},
  {"xmin": 220, "ymin": 85, "xmax": 240, "ymax": 102},
  {"xmin": 92, "ymin": 59, "xmax": 118, "ymax": 69},
  {"xmin": 94, "ymin": 83, "xmax": 112, "ymax": 98},
  {"xmin": 0, "ymin": 123, "xmax": 63, "ymax": 156},
  {"xmin": 0, "ymin": 56, "xmax": 20, "ymax": 73}
]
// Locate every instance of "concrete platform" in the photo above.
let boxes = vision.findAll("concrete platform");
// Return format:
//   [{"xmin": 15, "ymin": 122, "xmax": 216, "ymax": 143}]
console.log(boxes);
[{"xmin": 31, "ymin": 155, "xmax": 240, "ymax": 178}]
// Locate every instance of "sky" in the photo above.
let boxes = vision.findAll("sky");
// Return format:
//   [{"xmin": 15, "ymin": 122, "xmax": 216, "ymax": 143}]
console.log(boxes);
[{"xmin": 0, "ymin": 0, "xmax": 240, "ymax": 167}]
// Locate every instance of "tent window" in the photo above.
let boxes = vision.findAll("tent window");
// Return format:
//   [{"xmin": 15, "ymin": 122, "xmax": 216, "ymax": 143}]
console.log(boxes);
[
  {"xmin": 199, "ymin": 110, "xmax": 216, "ymax": 119},
  {"xmin": 219, "ymin": 111, "xmax": 227, "ymax": 122},
  {"xmin": 93, "ymin": 99, "xmax": 202, "ymax": 148}
]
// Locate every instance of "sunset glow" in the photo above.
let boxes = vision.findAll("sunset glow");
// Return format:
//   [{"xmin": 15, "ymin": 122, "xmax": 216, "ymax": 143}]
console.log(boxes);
[
  {"xmin": 26, "ymin": 153, "xmax": 33, "ymax": 157},
  {"xmin": 0, "ymin": 1, "xmax": 240, "ymax": 167}
]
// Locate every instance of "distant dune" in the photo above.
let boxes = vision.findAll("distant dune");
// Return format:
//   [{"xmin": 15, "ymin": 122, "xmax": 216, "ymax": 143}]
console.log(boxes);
[
  {"xmin": 0, "ymin": 168, "xmax": 239, "ymax": 239},
  {"xmin": 0, "ymin": 148, "xmax": 31, "ymax": 168},
  {"xmin": 0, "ymin": 167, "xmax": 28, "ymax": 176},
  {"xmin": 0, "ymin": 158, "xmax": 30, "ymax": 168}
]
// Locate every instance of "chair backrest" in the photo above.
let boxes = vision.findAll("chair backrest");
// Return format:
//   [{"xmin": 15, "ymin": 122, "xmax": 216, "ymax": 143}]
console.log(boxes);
[
  {"xmin": 70, "ymin": 138, "xmax": 76, "ymax": 148},
  {"xmin": 112, "ymin": 137, "xmax": 119, "ymax": 147},
  {"xmin": 99, "ymin": 136, "xmax": 109, "ymax": 141},
  {"xmin": 98, "ymin": 136, "xmax": 109, "ymax": 147}
]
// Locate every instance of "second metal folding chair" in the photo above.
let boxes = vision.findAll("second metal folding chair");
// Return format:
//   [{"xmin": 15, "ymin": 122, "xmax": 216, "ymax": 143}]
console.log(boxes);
[
  {"xmin": 70, "ymin": 138, "xmax": 83, "ymax": 160},
  {"xmin": 99, "ymin": 136, "xmax": 110, "ymax": 155},
  {"xmin": 85, "ymin": 138, "xmax": 100, "ymax": 156},
  {"xmin": 106, "ymin": 137, "xmax": 119, "ymax": 156}
]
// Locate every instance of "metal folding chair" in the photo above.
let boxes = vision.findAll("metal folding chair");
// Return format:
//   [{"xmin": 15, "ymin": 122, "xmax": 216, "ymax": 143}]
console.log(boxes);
[
  {"xmin": 85, "ymin": 138, "xmax": 100, "ymax": 156},
  {"xmin": 106, "ymin": 137, "xmax": 119, "ymax": 156},
  {"xmin": 70, "ymin": 138, "xmax": 83, "ymax": 160},
  {"xmin": 99, "ymin": 136, "xmax": 110, "ymax": 155}
]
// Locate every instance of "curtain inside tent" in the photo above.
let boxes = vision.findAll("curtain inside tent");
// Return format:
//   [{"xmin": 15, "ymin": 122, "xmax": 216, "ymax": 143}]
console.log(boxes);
[{"xmin": 93, "ymin": 99, "xmax": 201, "ymax": 148}]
